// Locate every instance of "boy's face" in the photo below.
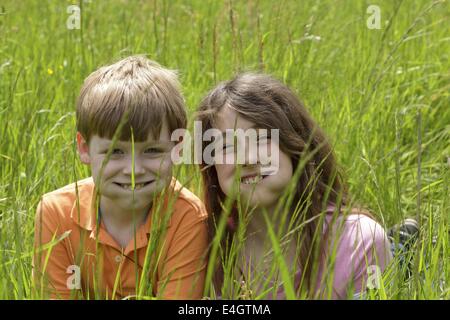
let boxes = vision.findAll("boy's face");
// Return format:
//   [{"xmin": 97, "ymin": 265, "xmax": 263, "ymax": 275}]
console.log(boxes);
[{"xmin": 76, "ymin": 120, "xmax": 174, "ymax": 213}]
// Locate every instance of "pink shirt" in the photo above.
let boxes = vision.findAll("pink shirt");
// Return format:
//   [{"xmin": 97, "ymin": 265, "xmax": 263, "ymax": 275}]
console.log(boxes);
[
  {"xmin": 234, "ymin": 208, "xmax": 392, "ymax": 299},
  {"xmin": 275, "ymin": 210, "xmax": 392, "ymax": 299},
  {"xmin": 318, "ymin": 212, "xmax": 391, "ymax": 299}
]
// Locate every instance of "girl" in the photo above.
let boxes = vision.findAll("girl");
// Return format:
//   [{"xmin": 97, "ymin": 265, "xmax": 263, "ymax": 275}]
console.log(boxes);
[{"xmin": 196, "ymin": 73, "xmax": 393, "ymax": 299}]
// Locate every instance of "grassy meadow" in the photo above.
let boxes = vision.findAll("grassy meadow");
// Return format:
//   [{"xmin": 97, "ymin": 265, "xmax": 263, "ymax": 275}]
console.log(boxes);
[{"xmin": 0, "ymin": 0, "xmax": 448, "ymax": 299}]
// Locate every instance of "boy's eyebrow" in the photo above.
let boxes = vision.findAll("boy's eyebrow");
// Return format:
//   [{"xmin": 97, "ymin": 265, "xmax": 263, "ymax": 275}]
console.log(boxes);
[
  {"xmin": 103, "ymin": 140, "xmax": 173, "ymax": 148},
  {"xmin": 97, "ymin": 140, "xmax": 114, "ymax": 148}
]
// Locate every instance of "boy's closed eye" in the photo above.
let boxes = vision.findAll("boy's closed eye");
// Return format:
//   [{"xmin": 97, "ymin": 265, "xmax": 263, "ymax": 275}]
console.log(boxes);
[
  {"xmin": 111, "ymin": 148, "xmax": 124, "ymax": 155},
  {"xmin": 102, "ymin": 147, "xmax": 167, "ymax": 157},
  {"xmin": 144, "ymin": 147, "xmax": 166, "ymax": 156}
]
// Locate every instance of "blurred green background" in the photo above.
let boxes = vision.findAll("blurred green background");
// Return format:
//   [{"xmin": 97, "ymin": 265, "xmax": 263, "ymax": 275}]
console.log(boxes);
[{"xmin": 0, "ymin": 0, "xmax": 448, "ymax": 299}]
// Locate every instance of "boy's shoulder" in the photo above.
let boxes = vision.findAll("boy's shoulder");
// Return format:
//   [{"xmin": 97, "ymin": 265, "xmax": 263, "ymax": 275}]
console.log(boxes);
[
  {"xmin": 168, "ymin": 178, "xmax": 208, "ymax": 222},
  {"xmin": 38, "ymin": 177, "xmax": 94, "ymax": 219},
  {"xmin": 41, "ymin": 177, "xmax": 94, "ymax": 203},
  {"xmin": 37, "ymin": 177, "xmax": 207, "ymax": 226}
]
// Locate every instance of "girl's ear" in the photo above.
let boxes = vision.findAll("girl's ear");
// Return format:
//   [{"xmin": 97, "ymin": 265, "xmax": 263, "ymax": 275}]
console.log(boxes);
[{"xmin": 76, "ymin": 132, "xmax": 91, "ymax": 164}]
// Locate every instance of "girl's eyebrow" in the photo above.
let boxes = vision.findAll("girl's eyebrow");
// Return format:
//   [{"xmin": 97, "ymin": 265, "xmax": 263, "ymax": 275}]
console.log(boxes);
[
  {"xmin": 218, "ymin": 124, "xmax": 257, "ymax": 134},
  {"xmin": 219, "ymin": 124, "xmax": 266, "ymax": 137}
]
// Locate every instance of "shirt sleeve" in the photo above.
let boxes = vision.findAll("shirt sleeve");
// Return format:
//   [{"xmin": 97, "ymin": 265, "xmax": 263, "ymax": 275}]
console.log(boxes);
[
  {"xmin": 33, "ymin": 197, "xmax": 75, "ymax": 299},
  {"xmin": 330, "ymin": 215, "xmax": 392, "ymax": 299},
  {"xmin": 156, "ymin": 202, "xmax": 209, "ymax": 299},
  {"xmin": 351, "ymin": 216, "xmax": 392, "ymax": 296}
]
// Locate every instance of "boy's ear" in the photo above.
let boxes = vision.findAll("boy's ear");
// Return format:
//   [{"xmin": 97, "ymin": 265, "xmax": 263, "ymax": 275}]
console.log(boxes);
[{"xmin": 76, "ymin": 132, "xmax": 91, "ymax": 164}]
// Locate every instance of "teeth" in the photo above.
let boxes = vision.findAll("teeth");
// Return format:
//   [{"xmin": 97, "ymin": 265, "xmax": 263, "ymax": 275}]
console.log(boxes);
[
  {"xmin": 241, "ymin": 175, "xmax": 263, "ymax": 185},
  {"xmin": 119, "ymin": 183, "xmax": 148, "ymax": 190}
]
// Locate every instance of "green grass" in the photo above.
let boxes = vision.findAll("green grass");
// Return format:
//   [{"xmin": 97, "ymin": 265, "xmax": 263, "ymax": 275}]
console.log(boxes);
[{"xmin": 0, "ymin": 0, "xmax": 448, "ymax": 299}]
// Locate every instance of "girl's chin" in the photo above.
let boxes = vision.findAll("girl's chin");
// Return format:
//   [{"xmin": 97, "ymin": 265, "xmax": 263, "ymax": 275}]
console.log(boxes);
[{"xmin": 241, "ymin": 193, "xmax": 277, "ymax": 210}]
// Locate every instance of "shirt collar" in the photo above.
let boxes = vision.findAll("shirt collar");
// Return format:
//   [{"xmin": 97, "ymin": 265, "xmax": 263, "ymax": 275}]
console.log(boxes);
[{"xmin": 70, "ymin": 177, "xmax": 179, "ymax": 233}]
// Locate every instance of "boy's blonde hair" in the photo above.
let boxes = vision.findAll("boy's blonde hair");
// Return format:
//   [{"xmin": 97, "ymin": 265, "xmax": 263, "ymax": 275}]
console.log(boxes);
[{"xmin": 76, "ymin": 55, "xmax": 186, "ymax": 143}]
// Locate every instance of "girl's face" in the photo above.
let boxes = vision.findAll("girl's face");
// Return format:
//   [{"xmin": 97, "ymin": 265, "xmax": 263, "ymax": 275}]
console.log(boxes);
[{"xmin": 213, "ymin": 105, "xmax": 294, "ymax": 210}]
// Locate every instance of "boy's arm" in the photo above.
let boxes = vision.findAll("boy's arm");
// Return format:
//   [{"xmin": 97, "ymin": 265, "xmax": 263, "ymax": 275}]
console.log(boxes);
[
  {"xmin": 156, "ymin": 204, "xmax": 209, "ymax": 299},
  {"xmin": 33, "ymin": 198, "xmax": 75, "ymax": 299}
]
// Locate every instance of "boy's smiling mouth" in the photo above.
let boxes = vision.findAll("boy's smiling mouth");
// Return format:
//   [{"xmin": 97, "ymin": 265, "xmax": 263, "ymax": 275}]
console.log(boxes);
[{"xmin": 113, "ymin": 180, "xmax": 154, "ymax": 190}]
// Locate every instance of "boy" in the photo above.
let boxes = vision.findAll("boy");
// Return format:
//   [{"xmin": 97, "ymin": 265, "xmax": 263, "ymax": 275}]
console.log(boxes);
[{"xmin": 33, "ymin": 56, "xmax": 208, "ymax": 299}]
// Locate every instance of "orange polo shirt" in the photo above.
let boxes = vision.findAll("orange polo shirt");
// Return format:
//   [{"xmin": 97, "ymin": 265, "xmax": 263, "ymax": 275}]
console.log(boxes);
[{"xmin": 33, "ymin": 177, "xmax": 208, "ymax": 299}]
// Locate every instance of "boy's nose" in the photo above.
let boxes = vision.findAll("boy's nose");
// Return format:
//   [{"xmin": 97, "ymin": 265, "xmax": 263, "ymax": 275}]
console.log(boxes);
[{"xmin": 122, "ymin": 157, "xmax": 146, "ymax": 176}]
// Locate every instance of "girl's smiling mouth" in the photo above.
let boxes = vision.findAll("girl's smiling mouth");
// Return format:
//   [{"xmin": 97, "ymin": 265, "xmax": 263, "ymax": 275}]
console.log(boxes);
[{"xmin": 240, "ymin": 174, "xmax": 268, "ymax": 185}]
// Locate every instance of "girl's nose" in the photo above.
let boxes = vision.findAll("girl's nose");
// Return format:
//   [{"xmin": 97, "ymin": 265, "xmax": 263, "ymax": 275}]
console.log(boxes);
[{"xmin": 244, "ymin": 139, "xmax": 260, "ymax": 166}]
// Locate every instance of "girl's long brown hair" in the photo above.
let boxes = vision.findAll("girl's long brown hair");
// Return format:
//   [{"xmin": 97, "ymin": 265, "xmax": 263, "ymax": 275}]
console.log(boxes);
[{"xmin": 196, "ymin": 73, "xmax": 350, "ymax": 297}]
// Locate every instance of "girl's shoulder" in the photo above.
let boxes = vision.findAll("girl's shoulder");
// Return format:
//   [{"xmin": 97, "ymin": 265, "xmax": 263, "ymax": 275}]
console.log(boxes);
[
  {"xmin": 320, "ymin": 205, "xmax": 392, "ymax": 299},
  {"xmin": 323, "ymin": 205, "xmax": 390, "ymax": 250}
]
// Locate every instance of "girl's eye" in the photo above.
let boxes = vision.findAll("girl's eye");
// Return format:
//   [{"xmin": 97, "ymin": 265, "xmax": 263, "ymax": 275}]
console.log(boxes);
[
  {"xmin": 222, "ymin": 144, "xmax": 234, "ymax": 153},
  {"xmin": 257, "ymin": 136, "xmax": 270, "ymax": 144}
]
